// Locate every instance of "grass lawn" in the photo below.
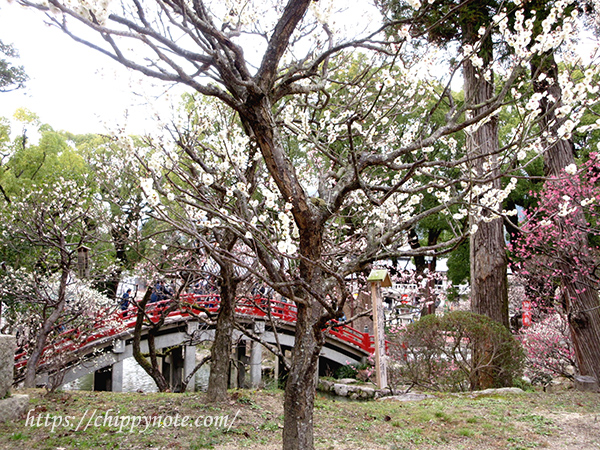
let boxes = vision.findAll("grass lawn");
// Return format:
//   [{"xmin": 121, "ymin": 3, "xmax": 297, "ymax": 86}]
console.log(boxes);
[{"xmin": 1, "ymin": 387, "xmax": 599, "ymax": 449}]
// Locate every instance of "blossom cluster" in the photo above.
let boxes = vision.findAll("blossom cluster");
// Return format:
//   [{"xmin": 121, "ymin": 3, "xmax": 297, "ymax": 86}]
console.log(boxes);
[
  {"xmin": 2, "ymin": 269, "xmax": 122, "ymax": 378},
  {"xmin": 510, "ymin": 155, "xmax": 600, "ymax": 305},
  {"xmin": 518, "ymin": 313, "xmax": 575, "ymax": 384}
]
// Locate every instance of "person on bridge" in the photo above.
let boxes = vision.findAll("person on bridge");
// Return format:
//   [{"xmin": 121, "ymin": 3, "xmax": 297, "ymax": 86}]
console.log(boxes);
[
  {"xmin": 150, "ymin": 281, "xmax": 159, "ymax": 303},
  {"xmin": 150, "ymin": 280, "xmax": 169, "ymax": 304},
  {"xmin": 120, "ymin": 288, "xmax": 132, "ymax": 310}
]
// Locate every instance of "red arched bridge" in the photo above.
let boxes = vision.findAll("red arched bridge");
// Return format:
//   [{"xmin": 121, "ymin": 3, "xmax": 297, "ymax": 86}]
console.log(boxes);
[{"xmin": 14, "ymin": 294, "xmax": 376, "ymax": 391}]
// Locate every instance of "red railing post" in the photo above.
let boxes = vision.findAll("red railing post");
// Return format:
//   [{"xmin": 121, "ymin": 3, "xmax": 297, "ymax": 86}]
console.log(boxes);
[{"xmin": 362, "ymin": 332, "xmax": 372, "ymax": 352}]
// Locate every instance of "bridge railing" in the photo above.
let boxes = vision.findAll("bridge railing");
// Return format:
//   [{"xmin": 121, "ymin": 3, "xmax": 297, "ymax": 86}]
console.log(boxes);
[
  {"xmin": 14, "ymin": 294, "xmax": 376, "ymax": 370},
  {"xmin": 13, "ymin": 308, "xmax": 129, "ymax": 371},
  {"xmin": 156, "ymin": 294, "xmax": 377, "ymax": 353}
]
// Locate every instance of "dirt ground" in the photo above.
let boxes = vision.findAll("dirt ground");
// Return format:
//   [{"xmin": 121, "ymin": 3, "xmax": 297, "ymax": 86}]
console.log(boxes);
[
  {"xmin": 1, "ymin": 387, "xmax": 598, "ymax": 450},
  {"xmin": 545, "ymin": 412, "xmax": 600, "ymax": 450}
]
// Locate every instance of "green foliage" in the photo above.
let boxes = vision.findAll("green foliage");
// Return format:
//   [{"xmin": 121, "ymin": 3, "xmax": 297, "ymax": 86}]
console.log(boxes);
[
  {"xmin": 0, "ymin": 112, "xmax": 89, "ymax": 206},
  {"xmin": 335, "ymin": 362, "xmax": 359, "ymax": 379},
  {"xmin": 389, "ymin": 311, "xmax": 524, "ymax": 392},
  {"xmin": 334, "ymin": 361, "xmax": 373, "ymax": 380},
  {"xmin": 446, "ymin": 239, "xmax": 469, "ymax": 287},
  {"xmin": 0, "ymin": 40, "xmax": 27, "ymax": 92},
  {"xmin": 380, "ymin": 0, "xmax": 498, "ymax": 47},
  {"xmin": 0, "ymin": 118, "xmax": 94, "ymax": 270},
  {"xmin": 0, "ymin": 114, "xmax": 156, "ymax": 299}
]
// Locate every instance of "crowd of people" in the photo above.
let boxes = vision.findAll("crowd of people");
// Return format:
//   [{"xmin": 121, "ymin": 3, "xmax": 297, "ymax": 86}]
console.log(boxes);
[
  {"xmin": 149, "ymin": 280, "xmax": 173, "ymax": 303},
  {"xmin": 117, "ymin": 279, "xmax": 176, "ymax": 314},
  {"xmin": 117, "ymin": 279, "xmax": 291, "ymax": 314}
]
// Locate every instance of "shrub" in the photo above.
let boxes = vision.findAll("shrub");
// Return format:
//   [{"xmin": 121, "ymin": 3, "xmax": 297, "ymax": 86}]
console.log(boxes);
[
  {"xmin": 518, "ymin": 312, "xmax": 576, "ymax": 385},
  {"xmin": 388, "ymin": 311, "xmax": 524, "ymax": 392},
  {"xmin": 335, "ymin": 360, "xmax": 374, "ymax": 381},
  {"xmin": 335, "ymin": 362, "xmax": 359, "ymax": 379}
]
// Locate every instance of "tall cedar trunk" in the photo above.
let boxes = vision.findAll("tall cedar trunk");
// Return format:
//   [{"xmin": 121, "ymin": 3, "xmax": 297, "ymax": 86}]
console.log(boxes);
[
  {"xmin": 463, "ymin": 42, "xmax": 509, "ymax": 330},
  {"xmin": 24, "ymin": 251, "xmax": 70, "ymax": 388},
  {"xmin": 207, "ymin": 262, "xmax": 237, "ymax": 402},
  {"xmin": 463, "ymin": 20, "xmax": 509, "ymax": 390},
  {"xmin": 532, "ymin": 54, "xmax": 600, "ymax": 382},
  {"xmin": 560, "ymin": 260, "xmax": 600, "ymax": 380}
]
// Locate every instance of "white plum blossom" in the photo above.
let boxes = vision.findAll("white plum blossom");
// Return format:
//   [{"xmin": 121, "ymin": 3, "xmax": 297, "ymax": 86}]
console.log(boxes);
[
  {"xmin": 470, "ymin": 54, "xmax": 484, "ymax": 68},
  {"xmin": 140, "ymin": 178, "xmax": 160, "ymax": 207},
  {"xmin": 558, "ymin": 200, "xmax": 577, "ymax": 217},
  {"xmin": 557, "ymin": 119, "xmax": 576, "ymax": 139},
  {"xmin": 564, "ymin": 164, "xmax": 578, "ymax": 175},
  {"xmin": 277, "ymin": 239, "xmax": 297, "ymax": 255},
  {"xmin": 525, "ymin": 92, "xmax": 544, "ymax": 111}
]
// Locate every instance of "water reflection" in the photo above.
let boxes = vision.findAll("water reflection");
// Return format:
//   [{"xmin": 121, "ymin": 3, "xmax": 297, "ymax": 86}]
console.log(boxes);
[{"xmin": 63, "ymin": 357, "xmax": 210, "ymax": 392}]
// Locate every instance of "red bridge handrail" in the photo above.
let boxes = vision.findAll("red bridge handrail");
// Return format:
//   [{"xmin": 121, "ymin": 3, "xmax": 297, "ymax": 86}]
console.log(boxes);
[{"xmin": 14, "ymin": 294, "xmax": 376, "ymax": 370}]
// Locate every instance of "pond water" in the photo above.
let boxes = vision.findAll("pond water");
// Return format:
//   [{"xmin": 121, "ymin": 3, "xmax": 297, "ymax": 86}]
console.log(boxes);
[{"xmin": 63, "ymin": 357, "xmax": 211, "ymax": 392}]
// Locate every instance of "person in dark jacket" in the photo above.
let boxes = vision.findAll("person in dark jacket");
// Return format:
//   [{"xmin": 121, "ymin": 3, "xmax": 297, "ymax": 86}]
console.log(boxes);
[{"xmin": 120, "ymin": 288, "xmax": 132, "ymax": 310}]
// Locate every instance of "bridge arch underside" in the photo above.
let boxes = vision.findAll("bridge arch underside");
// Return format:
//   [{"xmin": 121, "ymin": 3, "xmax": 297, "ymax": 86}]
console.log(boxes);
[{"xmin": 38, "ymin": 318, "xmax": 369, "ymax": 388}]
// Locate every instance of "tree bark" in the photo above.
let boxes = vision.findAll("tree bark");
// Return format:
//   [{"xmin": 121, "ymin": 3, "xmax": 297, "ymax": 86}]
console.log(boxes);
[
  {"xmin": 463, "ymin": 16, "xmax": 509, "ymax": 328},
  {"xmin": 132, "ymin": 289, "xmax": 170, "ymax": 392},
  {"xmin": 282, "ymin": 302, "xmax": 324, "ymax": 450},
  {"xmin": 560, "ymin": 264, "xmax": 600, "ymax": 380},
  {"xmin": 462, "ymin": 18, "xmax": 509, "ymax": 390},
  {"xmin": 206, "ymin": 261, "xmax": 238, "ymax": 402},
  {"xmin": 241, "ymin": 94, "xmax": 328, "ymax": 449},
  {"xmin": 24, "ymin": 293, "xmax": 67, "ymax": 388},
  {"xmin": 463, "ymin": 37, "xmax": 509, "ymax": 330},
  {"xmin": 280, "ymin": 210, "xmax": 327, "ymax": 450},
  {"xmin": 23, "ymin": 248, "xmax": 70, "ymax": 388}
]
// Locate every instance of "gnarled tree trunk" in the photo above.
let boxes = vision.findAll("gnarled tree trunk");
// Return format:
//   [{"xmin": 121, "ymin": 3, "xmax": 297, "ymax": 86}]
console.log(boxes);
[
  {"xmin": 207, "ymin": 261, "xmax": 238, "ymax": 402},
  {"xmin": 132, "ymin": 289, "xmax": 170, "ymax": 392},
  {"xmin": 241, "ymin": 90, "xmax": 330, "ymax": 449},
  {"xmin": 282, "ymin": 224, "xmax": 327, "ymax": 450},
  {"xmin": 282, "ymin": 301, "xmax": 325, "ymax": 450},
  {"xmin": 24, "ymin": 247, "xmax": 70, "ymax": 388}
]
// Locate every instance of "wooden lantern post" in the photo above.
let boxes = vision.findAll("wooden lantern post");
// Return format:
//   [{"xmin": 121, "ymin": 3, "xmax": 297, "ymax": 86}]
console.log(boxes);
[
  {"xmin": 367, "ymin": 269, "xmax": 391, "ymax": 389},
  {"xmin": 77, "ymin": 245, "xmax": 90, "ymax": 278}
]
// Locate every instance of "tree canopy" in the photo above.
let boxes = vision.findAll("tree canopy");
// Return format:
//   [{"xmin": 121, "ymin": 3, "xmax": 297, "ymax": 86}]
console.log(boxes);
[{"xmin": 0, "ymin": 39, "xmax": 27, "ymax": 92}]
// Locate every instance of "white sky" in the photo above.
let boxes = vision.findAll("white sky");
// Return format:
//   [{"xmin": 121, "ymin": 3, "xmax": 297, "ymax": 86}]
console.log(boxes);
[
  {"xmin": 2, "ymin": 2, "xmax": 599, "ymax": 139},
  {"xmin": 0, "ymin": 2, "xmax": 180, "ymax": 135},
  {"xmin": 0, "ymin": 0, "xmax": 396, "ymax": 141},
  {"xmin": 0, "ymin": 1, "xmax": 385, "ymax": 138}
]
